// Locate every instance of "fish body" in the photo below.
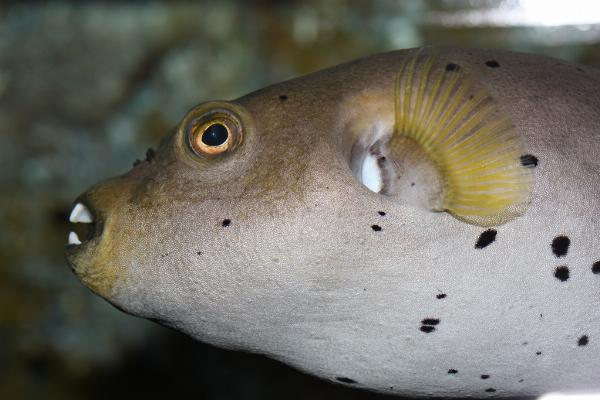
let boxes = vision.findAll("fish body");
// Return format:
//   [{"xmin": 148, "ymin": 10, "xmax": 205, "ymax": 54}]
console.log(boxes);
[{"xmin": 66, "ymin": 47, "xmax": 600, "ymax": 398}]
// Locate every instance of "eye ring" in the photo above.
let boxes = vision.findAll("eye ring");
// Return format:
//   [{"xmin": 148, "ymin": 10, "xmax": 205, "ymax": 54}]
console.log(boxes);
[{"xmin": 186, "ymin": 111, "xmax": 241, "ymax": 156}]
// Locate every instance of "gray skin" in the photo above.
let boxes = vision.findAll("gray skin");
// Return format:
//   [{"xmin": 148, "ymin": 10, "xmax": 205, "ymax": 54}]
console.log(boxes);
[{"xmin": 66, "ymin": 47, "xmax": 600, "ymax": 398}]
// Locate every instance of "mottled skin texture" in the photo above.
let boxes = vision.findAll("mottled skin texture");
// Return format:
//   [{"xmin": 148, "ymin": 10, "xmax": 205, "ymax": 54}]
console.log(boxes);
[{"xmin": 66, "ymin": 48, "xmax": 600, "ymax": 398}]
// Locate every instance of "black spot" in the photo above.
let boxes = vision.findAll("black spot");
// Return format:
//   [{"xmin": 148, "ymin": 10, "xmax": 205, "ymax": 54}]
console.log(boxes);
[
  {"xmin": 420, "ymin": 325, "xmax": 435, "ymax": 333},
  {"xmin": 577, "ymin": 67, "xmax": 583, "ymax": 72},
  {"xmin": 554, "ymin": 266, "xmax": 570, "ymax": 282},
  {"xmin": 197, "ymin": 251, "xmax": 202, "ymax": 256},
  {"xmin": 278, "ymin": 94, "xmax": 288, "ymax": 101},
  {"xmin": 377, "ymin": 211, "xmax": 386, "ymax": 216},
  {"xmin": 522, "ymin": 341, "xmax": 528, "ymax": 346},
  {"xmin": 520, "ymin": 154, "xmax": 538, "ymax": 168},
  {"xmin": 469, "ymin": 94, "xmax": 474, "ymax": 100},
  {"xmin": 371, "ymin": 224, "xmax": 382, "ymax": 232},
  {"xmin": 475, "ymin": 229, "xmax": 497, "ymax": 249},
  {"xmin": 145, "ymin": 147, "xmax": 156, "ymax": 162},
  {"xmin": 485, "ymin": 60, "xmax": 500, "ymax": 68},
  {"xmin": 421, "ymin": 318, "xmax": 440, "ymax": 326},
  {"xmin": 222, "ymin": 219, "xmax": 231, "ymax": 227},
  {"xmin": 551, "ymin": 235, "xmax": 570, "ymax": 257},
  {"xmin": 518, "ymin": 379, "xmax": 524, "ymax": 383},
  {"xmin": 592, "ymin": 261, "xmax": 600, "ymax": 274},
  {"xmin": 536, "ymin": 351, "xmax": 542, "ymax": 355},
  {"xmin": 378, "ymin": 156, "xmax": 386, "ymax": 162},
  {"xmin": 485, "ymin": 388, "xmax": 497, "ymax": 393},
  {"xmin": 578, "ymin": 335, "xmax": 589, "ymax": 346},
  {"xmin": 481, "ymin": 374, "xmax": 490, "ymax": 380},
  {"xmin": 448, "ymin": 369, "xmax": 458, "ymax": 374},
  {"xmin": 445, "ymin": 63, "xmax": 460, "ymax": 71},
  {"xmin": 336, "ymin": 377, "xmax": 356, "ymax": 384},
  {"xmin": 436, "ymin": 293, "xmax": 447, "ymax": 299},
  {"xmin": 410, "ymin": 182, "xmax": 415, "ymax": 187},
  {"xmin": 160, "ymin": 253, "xmax": 169, "ymax": 258}
]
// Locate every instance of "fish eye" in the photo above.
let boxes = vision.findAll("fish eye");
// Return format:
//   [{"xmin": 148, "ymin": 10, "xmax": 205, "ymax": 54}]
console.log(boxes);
[
  {"xmin": 202, "ymin": 123, "xmax": 229, "ymax": 146},
  {"xmin": 186, "ymin": 112, "xmax": 241, "ymax": 156}
]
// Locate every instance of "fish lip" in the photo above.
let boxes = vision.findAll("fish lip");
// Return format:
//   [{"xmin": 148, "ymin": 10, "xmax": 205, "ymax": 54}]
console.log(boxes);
[{"xmin": 65, "ymin": 195, "xmax": 105, "ymax": 259}]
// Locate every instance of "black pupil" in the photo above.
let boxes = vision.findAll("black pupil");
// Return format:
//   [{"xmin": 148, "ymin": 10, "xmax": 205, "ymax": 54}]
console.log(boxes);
[{"xmin": 201, "ymin": 123, "xmax": 228, "ymax": 146}]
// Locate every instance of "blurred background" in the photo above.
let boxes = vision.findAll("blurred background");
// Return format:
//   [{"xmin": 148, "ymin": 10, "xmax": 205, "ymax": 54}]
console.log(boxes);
[{"xmin": 1, "ymin": 1, "xmax": 599, "ymax": 399}]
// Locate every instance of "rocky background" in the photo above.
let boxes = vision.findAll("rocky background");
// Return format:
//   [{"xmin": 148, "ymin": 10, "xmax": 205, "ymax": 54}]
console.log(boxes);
[{"xmin": 1, "ymin": 1, "xmax": 599, "ymax": 399}]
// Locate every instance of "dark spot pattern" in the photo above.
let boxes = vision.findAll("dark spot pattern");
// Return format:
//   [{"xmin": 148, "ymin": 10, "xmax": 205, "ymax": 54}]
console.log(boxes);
[
  {"xmin": 448, "ymin": 369, "xmax": 458, "ymax": 374},
  {"xmin": 436, "ymin": 293, "xmax": 447, "ymax": 299},
  {"xmin": 278, "ymin": 94, "xmax": 288, "ymax": 101},
  {"xmin": 222, "ymin": 219, "xmax": 231, "ymax": 227},
  {"xmin": 371, "ymin": 224, "xmax": 382, "ymax": 232},
  {"xmin": 578, "ymin": 335, "xmax": 589, "ymax": 346},
  {"xmin": 592, "ymin": 261, "xmax": 600, "ymax": 274},
  {"xmin": 475, "ymin": 229, "xmax": 497, "ymax": 249},
  {"xmin": 377, "ymin": 211, "xmax": 386, "ymax": 216},
  {"xmin": 518, "ymin": 379, "xmax": 524, "ymax": 383},
  {"xmin": 481, "ymin": 374, "xmax": 490, "ymax": 380},
  {"xmin": 485, "ymin": 388, "xmax": 497, "ymax": 393},
  {"xmin": 445, "ymin": 63, "xmax": 460, "ymax": 71},
  {"xmin": 420, "ymin": 317, "xmax": 439, "ymax": 333},
  {"xmin": 551, "ymin": 236, "xmax": 570, "ymax": 257},
  {"xmin": 197, "ymin": 251, "xmax": 202, "ymax": 256},
  {"xmin": 485, "ymin": 60, "xmax": 500, "ymax": 68},
  {"xmin": 145, "ymin": 147, "xmax": 156, "ymax": 162},
  {"xmin": 336, "ymin": 377, "xmax": 356, "ymax": 384},
  {"xmin": 536, "ymin": 351, "xmax": 542, "ymax": 355},
  {"xmin": 554, "ymin": 266, "xmax": 570, "ymax": 282},
  {"xmin": 520, "ymin": 154, "xmax": 538, "ymax": 168}
]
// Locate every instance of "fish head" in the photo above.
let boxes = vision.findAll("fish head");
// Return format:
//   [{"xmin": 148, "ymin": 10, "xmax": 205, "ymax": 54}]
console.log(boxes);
[{"xmin": 64, "ymin": 89, "xmax": 369, "ymax": 347}]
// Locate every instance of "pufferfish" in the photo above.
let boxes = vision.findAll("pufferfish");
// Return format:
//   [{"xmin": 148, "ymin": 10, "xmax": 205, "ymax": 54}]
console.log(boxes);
[{"xmin": 66, "ymin": 47, "xmax": 600, "ymax": 398}]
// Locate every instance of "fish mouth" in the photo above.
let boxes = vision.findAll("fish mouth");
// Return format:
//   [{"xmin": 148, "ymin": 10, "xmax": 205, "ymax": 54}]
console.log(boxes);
[{"xmin": 65, "ymin": 197, "xmax": 104, "ymax": 260}]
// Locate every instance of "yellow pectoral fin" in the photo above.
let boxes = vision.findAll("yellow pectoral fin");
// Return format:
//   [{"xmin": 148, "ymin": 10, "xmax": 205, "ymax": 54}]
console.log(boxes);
[{"xmin": 389, "ymin": 50, "xmax": 532, "ymax": 227}]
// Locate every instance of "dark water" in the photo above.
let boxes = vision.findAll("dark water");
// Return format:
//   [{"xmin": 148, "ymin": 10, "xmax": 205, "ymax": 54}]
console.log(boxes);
[{"xmin": 1, "ymin": 1, "xmax": 598, "ymax": 398}]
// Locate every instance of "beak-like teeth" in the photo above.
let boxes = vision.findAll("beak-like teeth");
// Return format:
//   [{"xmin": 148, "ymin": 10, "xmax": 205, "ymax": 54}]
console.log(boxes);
[
  {"xmin": 68, "ymin": 231, "xmax": 82, "ymax": 245},
  {"xmin": 69, "ymin": 202, "xmax": 93, "ymax": 223}
]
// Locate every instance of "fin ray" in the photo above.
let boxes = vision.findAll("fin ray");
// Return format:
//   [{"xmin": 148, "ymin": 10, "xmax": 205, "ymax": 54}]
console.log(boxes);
[{"xmin": 392, "ymin": 50, "xmax": 532, "ymax": 226}]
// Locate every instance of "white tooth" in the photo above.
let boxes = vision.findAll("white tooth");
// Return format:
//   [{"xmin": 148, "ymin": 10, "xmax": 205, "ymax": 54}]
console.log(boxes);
[
  {"xmin": 68, "ymin": 231, "xmax": 82, "ymax": 245},
  {"xmin": 69, "ymin": 202, "xmax": 93, "ymax": 223}
]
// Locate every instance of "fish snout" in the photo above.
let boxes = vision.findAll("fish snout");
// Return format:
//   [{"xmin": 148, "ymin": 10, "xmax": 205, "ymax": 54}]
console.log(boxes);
[{"xmin": 65, "ymin": 178, "xmax": 129, "ymax": 297}]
